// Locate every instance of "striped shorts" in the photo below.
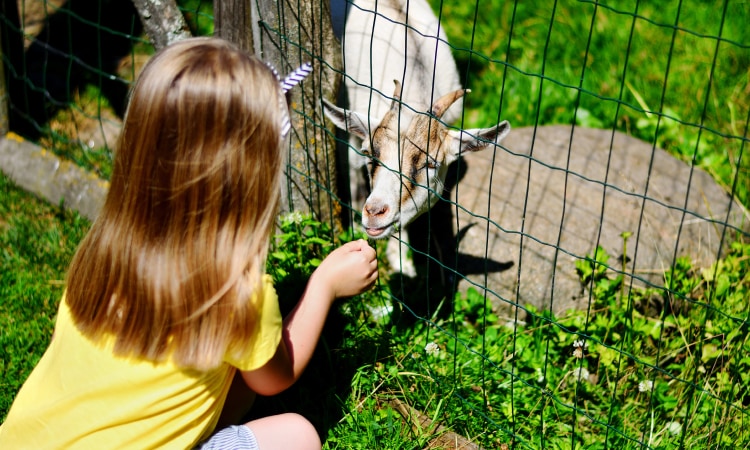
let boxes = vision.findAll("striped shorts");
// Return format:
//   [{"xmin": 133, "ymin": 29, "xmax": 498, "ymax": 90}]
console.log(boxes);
[{"xmin": 198, "ymin": 425, "xmax": 259, "ymax": 450}]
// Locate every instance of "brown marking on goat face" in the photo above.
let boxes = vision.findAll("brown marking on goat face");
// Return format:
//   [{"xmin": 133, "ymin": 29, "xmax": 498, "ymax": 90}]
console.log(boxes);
[
  {"xmin": 366, "ymin": 86, "xmax": 471, "ymax": 225},
  {"xmin": 368, "ymin": 112, "xmax": 401, "ymax": 184},
  {"xmin": 396, "ymin": 113, "xmax": 451, "ymax": 208}
]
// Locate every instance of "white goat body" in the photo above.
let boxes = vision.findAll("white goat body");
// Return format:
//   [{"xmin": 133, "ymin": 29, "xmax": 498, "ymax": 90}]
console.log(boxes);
[
  {"xmin": 342, "ymin": 0, "xmax": 463, "ymax": 129},
  {"xmin": 324, "ymin": 0, "xmax": 511, "ymax": 275},
  {"xmin": 334, "ymin": 0, "xmax": 463, "ymax": 206}
]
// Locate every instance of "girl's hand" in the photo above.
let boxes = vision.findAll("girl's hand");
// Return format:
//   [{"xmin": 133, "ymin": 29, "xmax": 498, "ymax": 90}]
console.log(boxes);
[
  {"xmin": 312, "ymin": 239, "xmax": 378, "ymax": 299},
  {"xmin": 242, "ymin": 240, "xmax": 378, "ymax": 395}
]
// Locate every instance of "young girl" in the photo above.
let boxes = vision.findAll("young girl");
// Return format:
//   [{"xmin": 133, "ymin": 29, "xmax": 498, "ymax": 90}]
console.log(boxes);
[{"xmin": 0, "ymin": 37, "xmax": 378, "ymax": 449}]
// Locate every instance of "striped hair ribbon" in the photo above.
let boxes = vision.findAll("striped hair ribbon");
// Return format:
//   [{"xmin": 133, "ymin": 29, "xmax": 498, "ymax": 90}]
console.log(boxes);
[
  {"xmin": 281, "ymin": 62, "xmax": 313, "ymax": 93},
  {"xmin": 265, "ymin": 62, "xmax": 313, "ymax": 138}
]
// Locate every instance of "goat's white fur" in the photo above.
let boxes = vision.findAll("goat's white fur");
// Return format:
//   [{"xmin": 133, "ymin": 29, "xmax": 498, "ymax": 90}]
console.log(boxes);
[
  {"xmin": 324, "ymin": 0, "xmax": 510, "ymax": 275},
  {"xmin": 333, "ymin": 0, "xmax": 462, "ymax": 206}
]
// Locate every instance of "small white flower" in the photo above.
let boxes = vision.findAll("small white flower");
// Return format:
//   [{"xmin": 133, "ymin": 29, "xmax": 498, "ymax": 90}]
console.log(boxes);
[
  {"xmin": 666, "ymin": 421, "xmax": 682, "ymax": 436},
  {"xmin": 572, "ymin": 367, "xmax": 590, "ymax": 381},
  {"xmin": 572, "ymin": 340, "xmax": 587, "ymax": 359},
  {"xmin": 638, "ymin": 379, "xmax": 653, "ymax": 392},
  {"xmin": 284, "ymin": 211, "xmax": 304, "ymax": 224},
  {"xmin": 367, "ymin": 303, "xmax": 393, "ymax": 321},
  {"xmin": 536, "ymin": 368, "xmax": 545, "ymax": 383},
  {"xmin": 424, "ymin": 342, "xmax": 440, "ymax": 356}
]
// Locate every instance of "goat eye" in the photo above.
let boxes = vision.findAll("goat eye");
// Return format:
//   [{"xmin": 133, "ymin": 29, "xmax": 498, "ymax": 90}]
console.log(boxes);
[
  {"xmin": 425, "ymin": 158, "xmax": 440, "ymax": 171},
  {"xmin": 365, "ymin": 142, "xmax": 382, "ymax": 160}
]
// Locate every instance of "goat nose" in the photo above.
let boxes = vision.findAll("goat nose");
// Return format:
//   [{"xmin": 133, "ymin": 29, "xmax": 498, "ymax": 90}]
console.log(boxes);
[{"xmin": 364, "ymin": 200, "xmax": 389, "ymax": 217}]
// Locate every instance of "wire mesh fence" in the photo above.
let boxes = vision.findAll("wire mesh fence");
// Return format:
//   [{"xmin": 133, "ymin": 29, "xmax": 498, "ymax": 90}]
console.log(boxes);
[{"xmin": 1, "ymin": 0, "xmax": 749, "ymax": 447}]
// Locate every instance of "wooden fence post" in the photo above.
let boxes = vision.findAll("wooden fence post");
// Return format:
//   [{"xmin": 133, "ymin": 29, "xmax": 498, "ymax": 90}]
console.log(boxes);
[
  {"xmin": 250, "ymin": 0, "xmax": 343, "ymax": 225},
  {"xmin": 214, "ymin": 0, "xmax": 254, "ymax": 53}
]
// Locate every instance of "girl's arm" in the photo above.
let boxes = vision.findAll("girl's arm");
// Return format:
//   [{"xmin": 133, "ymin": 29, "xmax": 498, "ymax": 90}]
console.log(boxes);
[{"xmin": 240, "ymin": 239, "xmax": 377, "ymax": 395}]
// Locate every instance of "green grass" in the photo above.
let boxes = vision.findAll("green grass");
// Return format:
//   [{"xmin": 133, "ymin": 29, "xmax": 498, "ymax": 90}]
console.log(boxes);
[
  {"xmin": 260, "ymin": 217, "xmax": 750, "ymax": 448},
  {"xmin": 0, "ymin": 175, "xmax": 89, "ymax": 419},
  {"xmin": 2, "ymin": 0, "xmax": 749, "ymax": 447}
]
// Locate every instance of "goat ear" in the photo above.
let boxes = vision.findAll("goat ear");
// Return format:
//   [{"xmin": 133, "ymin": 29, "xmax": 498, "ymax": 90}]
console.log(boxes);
[
  {"xmin": 322, "ymin": 98, "xmax": 373, "ymax": 140},
  {"xmin": 446, "ymin": 120, "xmax": 511, "ymax": 159},
  {"xmin": 430, "ymin": 88, "xmax": 468, "ymax": 118}
]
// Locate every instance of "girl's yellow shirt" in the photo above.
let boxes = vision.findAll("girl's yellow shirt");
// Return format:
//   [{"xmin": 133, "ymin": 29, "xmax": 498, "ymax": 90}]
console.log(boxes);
[{"xmin": 0, "ymin": 275, "xmax": 282, "ymax": 449}]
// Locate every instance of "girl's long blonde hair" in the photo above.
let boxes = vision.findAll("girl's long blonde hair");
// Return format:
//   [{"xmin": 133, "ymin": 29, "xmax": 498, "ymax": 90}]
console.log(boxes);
[{"xmin": 65, "ymin": 37, "xmax": 286, "ymax": 370}]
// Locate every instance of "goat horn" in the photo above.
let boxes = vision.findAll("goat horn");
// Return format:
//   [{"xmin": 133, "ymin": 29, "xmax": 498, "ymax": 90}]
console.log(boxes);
[
  {"xmin": 429, "ymin": 88, "xmax": 470, "ymax": 118},
  {"xmin": 389, "ymin": 80, "xmax": 403, "ymax": 109}
]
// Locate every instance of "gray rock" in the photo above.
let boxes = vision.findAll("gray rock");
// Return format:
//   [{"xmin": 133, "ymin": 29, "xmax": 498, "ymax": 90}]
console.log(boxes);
[
  {"xmin": 451, "ymin": 125, "xmax": 749, "ymax": 318},
  {"xmin": 0, "ymin": 134, "xmax": 108, "ymax": 222}
]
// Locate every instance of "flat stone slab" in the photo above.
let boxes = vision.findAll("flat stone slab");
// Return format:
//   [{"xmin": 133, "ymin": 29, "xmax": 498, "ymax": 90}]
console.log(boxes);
[
  {"xmin": 452, "ymin": 125, "xmax": 749, "ymax": 317},
  {"xmin": 0, "ymin": 133, "xmax": 108, "ymax": 222}
]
